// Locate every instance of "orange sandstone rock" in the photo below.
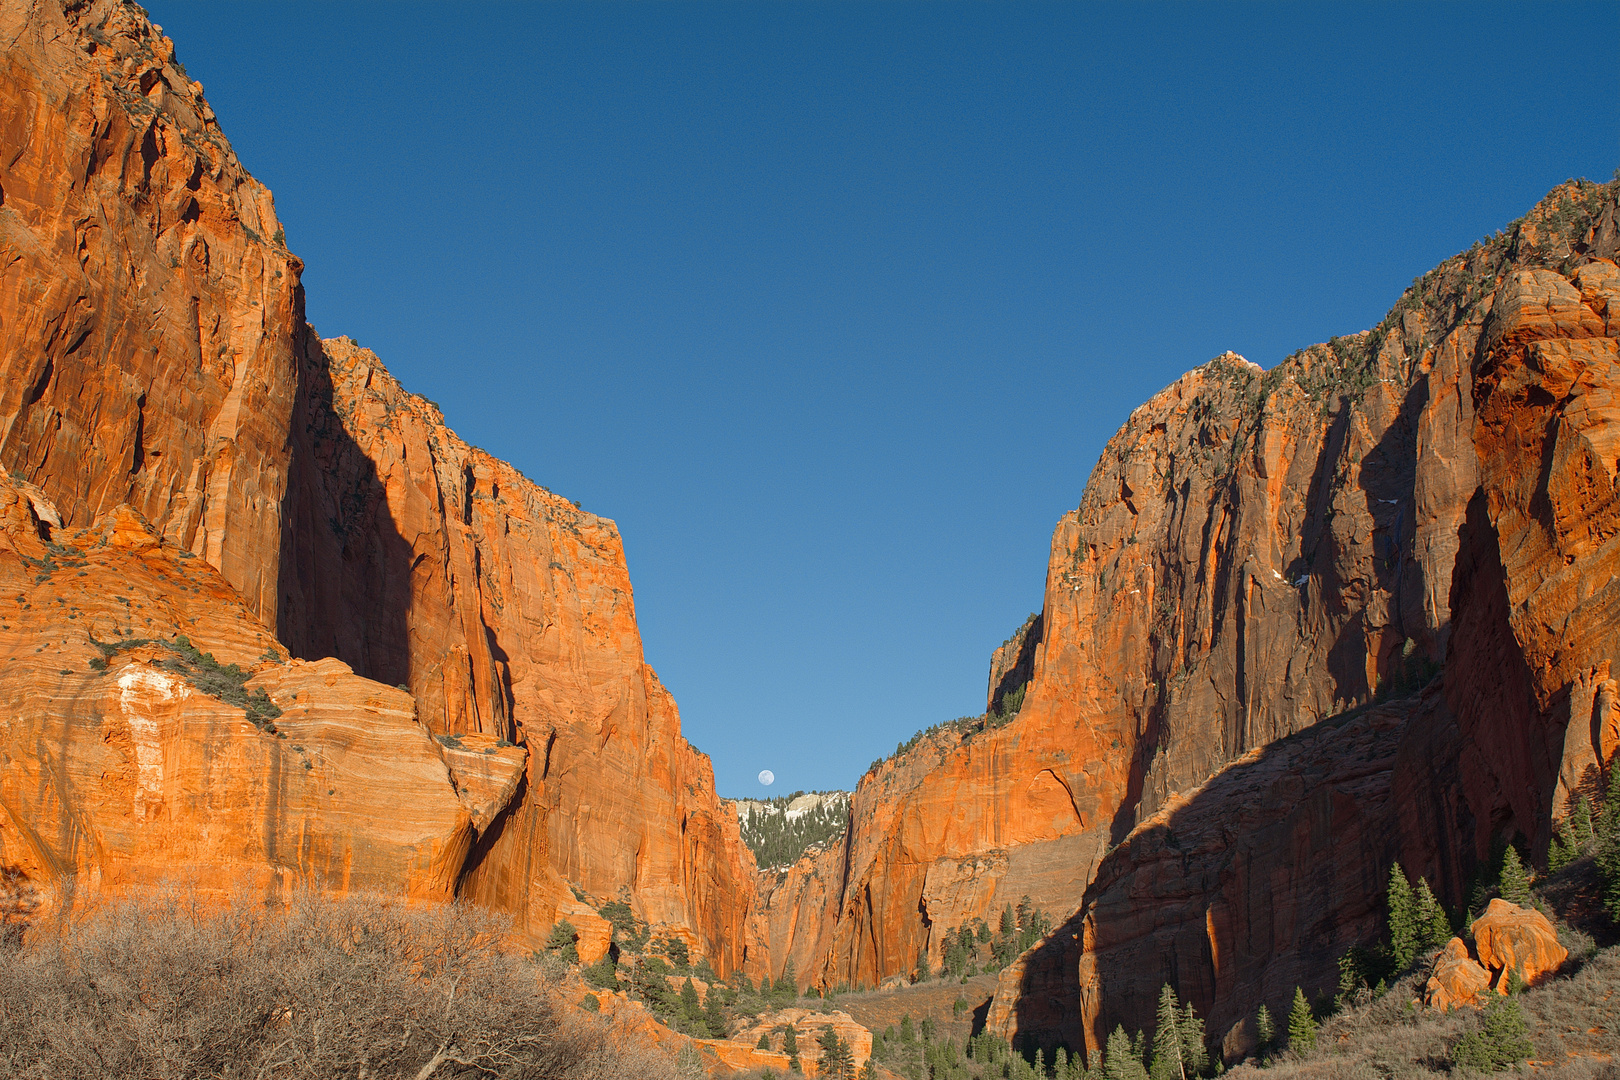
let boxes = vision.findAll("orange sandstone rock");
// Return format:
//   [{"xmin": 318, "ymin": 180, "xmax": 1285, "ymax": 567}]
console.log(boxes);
[
  {"xmin": 1471, "ymin": 899, "xmax": 1568, "ymax": 991},
  {"xmin": 1425, "ymin": 938, "xmax": 1491, "ymax": 1011},
  {"xmin": 0, "ymin": 0, "xmax": 763, "ymax": 979}
]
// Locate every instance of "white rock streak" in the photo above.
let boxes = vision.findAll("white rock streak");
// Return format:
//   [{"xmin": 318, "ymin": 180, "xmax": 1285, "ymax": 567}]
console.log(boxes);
[{"xmin": 117, "ymin": 668, "xmax": 188, "ymax": 819}]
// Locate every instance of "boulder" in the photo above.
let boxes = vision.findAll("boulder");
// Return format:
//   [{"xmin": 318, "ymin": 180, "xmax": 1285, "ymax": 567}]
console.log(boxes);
[
  {"xmin": 1471, "ymin": 899, "xmax": 1568, "ymax": 991},
  {"xmin": 1425, "ymin": 938, "xmax": 1491, "ymax": 1010}
]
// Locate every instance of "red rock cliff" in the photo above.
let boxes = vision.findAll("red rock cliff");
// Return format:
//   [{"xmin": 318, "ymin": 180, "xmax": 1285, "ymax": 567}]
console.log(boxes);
[
  {"xmin": 765, "ymin": 180, "xmax": 1620, "ymax": 1054},
  {"xmin": 0, "ymin": 0, "xmax": 762, "ymax": 977}
]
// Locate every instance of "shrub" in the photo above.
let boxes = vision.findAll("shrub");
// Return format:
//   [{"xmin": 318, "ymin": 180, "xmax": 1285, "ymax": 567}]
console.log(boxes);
[
  {"xmin": 0, "ymin": 888, "xmax": 676, "ymax": 1078},
  {"xmin": 1451, "ymin": 995, "xmax": 1534, "ymax": 1071}
]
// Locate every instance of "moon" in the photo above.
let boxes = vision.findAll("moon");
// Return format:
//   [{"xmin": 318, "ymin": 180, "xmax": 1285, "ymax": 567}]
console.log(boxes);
[{"xmin": 758, "ymin": 770, "xmax": 775, "ymax": 786}]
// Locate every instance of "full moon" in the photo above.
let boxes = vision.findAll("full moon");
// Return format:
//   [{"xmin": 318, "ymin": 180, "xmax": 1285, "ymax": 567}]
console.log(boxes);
[{"xmin": 758, "ymin": 770, "xmax": 775, "ymax": 786}]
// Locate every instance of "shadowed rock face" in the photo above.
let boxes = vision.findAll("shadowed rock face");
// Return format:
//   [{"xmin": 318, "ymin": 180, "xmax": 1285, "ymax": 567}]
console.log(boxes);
[
  {"xmin": 764, "ymin": 181, "xmax": 1620, "ymax": 1057},
  {"xmin": 0, "ymin": 0, "xmax": 760, "ymax": 976}
]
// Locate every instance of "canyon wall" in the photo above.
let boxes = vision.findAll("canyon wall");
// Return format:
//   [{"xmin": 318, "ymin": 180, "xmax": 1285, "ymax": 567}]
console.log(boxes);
[
  {"xmin": 0, "ymin": 0, "xmax": 761, "ymax": 977},
  {"xmin": 764, "ymin": 181, "xmax": 1620, "ymax": 1052}
]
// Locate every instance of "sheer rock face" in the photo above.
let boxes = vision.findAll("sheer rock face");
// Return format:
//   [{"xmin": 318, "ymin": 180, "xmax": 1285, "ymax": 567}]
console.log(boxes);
[
  {"xmin": 276, "ymin": 338, "xmax": 762, "ymax": 972},
  {"xmin": 765, "ymin": 182, "xmax": 1620, "ymax": 1058},
  {"xmin": 984, "ymin": 191, "xmax": 1620, "ymax": 1060},
  {"xmin": 0, "ymin": 1, "xmax": 299, "ymax": 624},
  {"xmin": 0, "ymin": 0, "xmax": 760, "ymax": 977},
  {"xmin": 0, "ymin": 478, "xmax": 478, "ymax": 900}
]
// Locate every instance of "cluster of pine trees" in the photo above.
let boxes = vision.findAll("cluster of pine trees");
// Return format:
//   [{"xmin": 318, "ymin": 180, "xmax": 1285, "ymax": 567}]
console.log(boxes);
[
  {"xmin": 739, "ymin": 793, "xmax": 850, "ymax": 869},
  {"xmin": 932, "ymin": 897, "xmax": 1053, "ymax": 979},
  {"xmin": 1548, "ymin": 758, "xmax": 1620, "ymax": 920}
]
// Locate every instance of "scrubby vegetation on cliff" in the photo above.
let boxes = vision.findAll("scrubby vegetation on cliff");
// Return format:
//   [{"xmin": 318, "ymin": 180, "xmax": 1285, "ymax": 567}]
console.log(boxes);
[
  {"xmin": 0, "ymin": 890, "xmax": 678, "ymax": 1079},
  {"xmin": 737, "ymin": 792, "xmax": 850, "ymax": 869}
]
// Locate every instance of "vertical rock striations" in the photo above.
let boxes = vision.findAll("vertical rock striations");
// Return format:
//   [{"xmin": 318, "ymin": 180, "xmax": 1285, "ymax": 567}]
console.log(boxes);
[
  {"xmin": 763, "ymin": 180, "xmax": 1620, "ymax": 1065},
  {"xmin": 0, "ymin": 0, "xmax": 761, "ymax": 977},
  {"xmin": 0, "ymin": 0, "xmax": 299, "ymax": 624}
]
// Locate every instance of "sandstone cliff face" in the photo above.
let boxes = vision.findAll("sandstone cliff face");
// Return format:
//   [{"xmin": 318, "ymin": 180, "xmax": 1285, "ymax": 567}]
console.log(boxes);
[
  {"xmin": 984, "ymin": 183, "xmax": 1620, "ymax": 1060},
  {"xmin": 0, "ymin": 0, "xmax": 761, "ymax": 978},
  {"xmin": 276, "ymin": 337, "xmax": 762, "ymax": 971},
  {"xmin": 764, "ymin": 180, "xmax": 1620, "ymax": 1058},
  {"xmin": 0, "ymin": 0, "xmax": 299, "ymax": 624},
  {"xmin": 0, "ymin": 475, "xmax": 493, "ymax": 901}
]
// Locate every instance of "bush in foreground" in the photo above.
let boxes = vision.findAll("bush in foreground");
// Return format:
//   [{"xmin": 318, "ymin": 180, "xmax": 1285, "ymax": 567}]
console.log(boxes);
[{"xmin": 0, "ymin": 889, "xmax": 677, "ymax": 1079}]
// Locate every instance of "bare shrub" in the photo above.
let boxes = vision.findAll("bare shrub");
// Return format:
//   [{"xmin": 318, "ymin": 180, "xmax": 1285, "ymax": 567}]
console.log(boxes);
[{"xmin": 0, "ymin": 888, "xmax": 678, "ymax": 1079}]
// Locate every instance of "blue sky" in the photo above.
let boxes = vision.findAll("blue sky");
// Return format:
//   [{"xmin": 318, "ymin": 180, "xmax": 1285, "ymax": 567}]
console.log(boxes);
[{"xmin": 147, "ymin": 2, "xmax": 1618, "ymax": 797}]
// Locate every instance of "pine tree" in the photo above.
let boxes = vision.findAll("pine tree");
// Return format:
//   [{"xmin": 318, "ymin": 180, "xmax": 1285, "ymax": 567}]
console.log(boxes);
[
  {"xmin": 1595, "ymin": 758, "xmax": 1620, "ymax": 921},
  {"xmin": 1255, "ymin": 1005, "xmax": 1274, "ymax": 1057},
  {"xmin": 1150, "ymin": 984, "xmax": 1185, "ymax": 1080},
  {"xmin": 704, "ymin": 988, "xmax": 728, "ymax": 1037},
  {"xmin": 1451, "ymin": 995, "xmax": 1534, "ymax": 1069},
  {"xmin": 758, "ymin": 1033, "xmax": 773, "ymax": 1051},
  {"xmin": 1000, "ymin": 904, "xmax": 1017, "ymax": 936},
  {"xmin": 858, "ymin": 1062, "xmax": 878, "ymax": 1080},
  {"xmin": 820, "ymin": 1027, "xmax": 855, "ymax": 1079},
  {"xmin": 1387, "ymin": 863, "xmax": 1418, "ymax": 969},
  {"xmin": 1286, "ymin": 988, "xmax": 1316, "ymax": 1056},
  {"xmin": 783, "ymin": 1024, "xmax": 801, "ymax": 1074},
  {"xmin": 1179, "ymin": 1002, "xmax": 1207, "ymax": 1076},
  {"xmin": 1106, "ymin": 1025, "xmax": 1149, "ymax": 1080},
  {"xmin": 1499, "ymin": 845, "xmax": 1533, "ymax": 906},
  {"xmin": 544, "ymin": 918, "xmax": 579, "ymax": 963},
  {"xmin": 899, "ymin": 1015, "xmax": 915, "ymax": 1044},
  {"xmin": 679, "ymin": 978, "xmax": 702, "ymax": 1026},
  {"xmin": 774, "ymin": 959, "xmax": 798, "ymax": 1000},
  {"xmin": 1413, "ymin": 877, "xmax": 1452, "ymax": 950},
  {"xmin": 1572, "ymin": 794, "xmax": 1595, "ymax": 847}
]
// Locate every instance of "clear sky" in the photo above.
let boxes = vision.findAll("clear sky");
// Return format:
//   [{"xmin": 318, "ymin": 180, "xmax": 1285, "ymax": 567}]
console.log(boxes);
[{"xmin": 146, "ymin": 2, "xmax": 1618, "ymax": 798}]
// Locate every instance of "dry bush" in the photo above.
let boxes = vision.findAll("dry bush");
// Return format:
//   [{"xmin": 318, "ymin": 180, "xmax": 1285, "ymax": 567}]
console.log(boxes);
[
  {"xmin": 0, "ymin": 888, "xmax": 679, "ymax": 1080},
  {"xmin": 1224, "ymin": 946, "xmax": 1620, "ymax": 1080}
]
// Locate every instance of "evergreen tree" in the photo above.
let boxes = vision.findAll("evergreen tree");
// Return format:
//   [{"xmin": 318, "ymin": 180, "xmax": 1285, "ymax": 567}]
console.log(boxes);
[
  {"xmin": 900, "ymin": 1015, "xmax": 915, "ymax": 1044},
  {"xmin": 820, "ymin": 1027, "xmax": 855, "ymax": 1079},
  {"xmin": 1150, "ymin": 984, "xmax": 1185, "ymax": 1080},
  {"xmin": 774, "ymin": 960, "xmax": 798, "ymax": 1000},
  {"xmin": 1597, "ymin": 759, "xmax": 1620, "ymax": 921},
  {"xmin": 1000, "ymin": 904, "xmax": 1017, "ymax": 936},
  {"xmin": 1499, "ymin": 845, "xmax": 1533, "ymax": 906},
  {"xmin": 1451, "ymin": 995, "xmax": 1534, "ymax": 1070},
  {"xmin": 1549, "ymin": 820, "xmax": 1579, "ymax": 873},
  {"xmin": 1413, "ymin": 877, "xmax": 1453, "ymax": 950},
  {"xmin": 1387, "ymin": 863, "xmax": 1418, "ymax": 969},
  {"xmin": 782, "ymin": 1024, "xmax": 801, "ymax": 1074},
  {"xmin": 704, "ymin": 988, "xmax": 727, "ymax": 1038},
  {"xmin": 1572, "ymin": 795, "xmax": 1595, "ymax": 847},
  {"xmin": 858, "ymin": 1062, "xmax": 878, "ymax": 1080},
  {"xmin": 1179, "ymin": 1002, "xmax": 1208, "ymax": 1076},
  {"xmin": 679, "ymin": 977, "xmax": 701, "ymax": 1024},
  {"xmin": 1106, "ymin": 1025, "xmax": 1149, "ymax": 1080},
  {"xmin": 758, "ymin": 1032, "xmax": 773, "ymax": 1051},
  {"xmin": 1255, "ymin": 1005, "xmax": 1274, "ymax": 1057},
  {"xmin": 1286, "ymin": 988, "xmax": 1316, "ymax": 1055},
  {"xmin": 543, "ymin": 919, "xmax": 579, "ymax": 963}
]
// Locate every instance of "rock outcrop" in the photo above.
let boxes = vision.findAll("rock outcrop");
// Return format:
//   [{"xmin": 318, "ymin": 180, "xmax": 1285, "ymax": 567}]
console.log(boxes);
[
  {"xmin": 1471, "ymin": 898, "xmax": 1568, "ymax": 991},
  {"xmin": 1425, "ymin": 938, "xmax": 1491, "ymax": 1011},
  {"xmin": 763, "ymin": 178, "xmax": 1620, "ymax": 1063},
  {"xmin": 0, "ymin": 475, "xmax": 488, "ymax": 899},
  {"xmin": 0, "ymin": 0, "xmax": 762, "ymax": 978}
]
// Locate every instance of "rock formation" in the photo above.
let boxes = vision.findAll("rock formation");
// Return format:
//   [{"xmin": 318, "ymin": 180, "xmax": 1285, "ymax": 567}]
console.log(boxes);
[
  {"xmin": 1470, "ymin": 898, "xmax": 1568, "ymax": 991},
  {"xmin": 0, "ymin": 0, "xmax": 762, "ymax": 978},
  {"xmin": 762, "ymin": 178, "xmax": 1620, "ymax": 1064},
  {"xmin": 1425, "ymin": 938, "xmax": 1491, "ymax": 1011}
]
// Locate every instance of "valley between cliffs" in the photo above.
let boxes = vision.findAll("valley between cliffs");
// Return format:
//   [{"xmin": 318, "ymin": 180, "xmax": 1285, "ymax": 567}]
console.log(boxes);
[
  {"xmin": 3, "ymin": 1, "xmax": 1619, "ymax": 1070},
  {"xmin": 756, "ymin": 178, "xmax": 1620, "ymax": 1060}
]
